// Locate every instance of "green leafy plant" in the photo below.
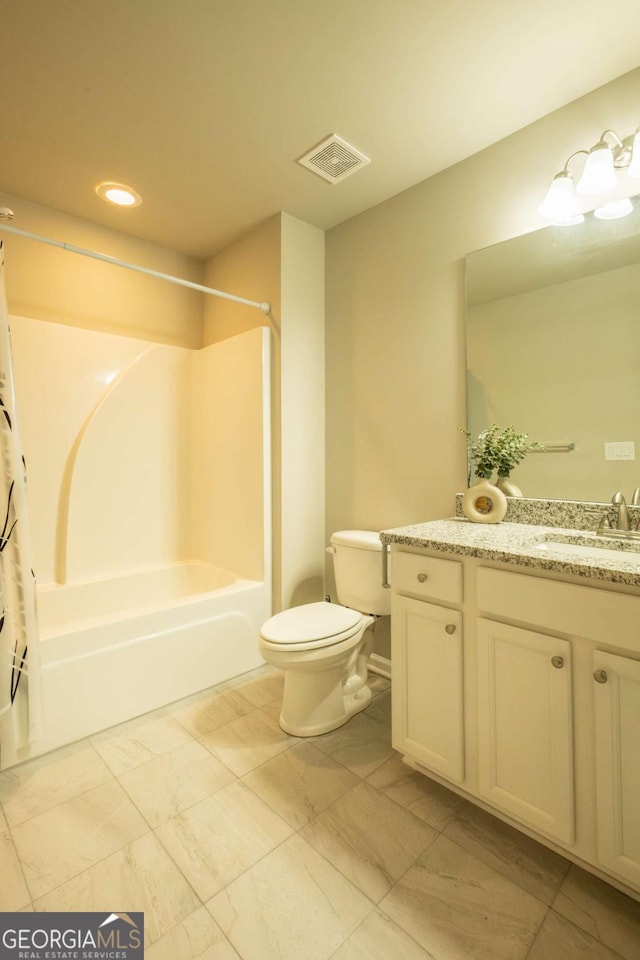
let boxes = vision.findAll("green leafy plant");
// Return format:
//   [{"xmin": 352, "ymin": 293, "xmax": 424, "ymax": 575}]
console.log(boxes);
[{"xmin": 461, "ymin": 425, "xmax": 540, "ymax": 481}]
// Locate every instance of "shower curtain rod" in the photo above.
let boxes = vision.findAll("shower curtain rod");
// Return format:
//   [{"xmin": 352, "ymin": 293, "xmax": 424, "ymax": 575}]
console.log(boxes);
[{"xmin": 0, "ymin": 221, "xmax": 271, "ymax": 314}]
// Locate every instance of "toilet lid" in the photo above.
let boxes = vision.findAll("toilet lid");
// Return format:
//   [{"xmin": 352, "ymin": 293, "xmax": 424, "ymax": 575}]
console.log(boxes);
[{"xmin": 260, "ymin": 601, "xmax": 362, "ymax": 648}]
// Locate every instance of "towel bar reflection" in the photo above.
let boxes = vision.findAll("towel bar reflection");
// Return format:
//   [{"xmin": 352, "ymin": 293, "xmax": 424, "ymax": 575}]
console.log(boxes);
[{"xmin": 530, "ymin": 443, "xmax": 576, "ymax": 454}]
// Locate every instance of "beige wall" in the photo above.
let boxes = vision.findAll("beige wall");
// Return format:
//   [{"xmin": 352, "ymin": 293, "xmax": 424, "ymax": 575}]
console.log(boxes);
[
  {"xmin": 325, "ymin": 68, "xmax": 640, "ymax": 660},
  {"xmin": 280, "ymin": 214, "xmax": 325, "ymax": 608},
  {"xmin": 0, "ymin": 192, "xmax": 203, "ymax": 347},
  {"xmin": 325, "ymin": 68, "xmax": 640, "ymax": 536},
  {"xmin": 204, "ymin": 213, "xmax": 325, "ymax": 612}
]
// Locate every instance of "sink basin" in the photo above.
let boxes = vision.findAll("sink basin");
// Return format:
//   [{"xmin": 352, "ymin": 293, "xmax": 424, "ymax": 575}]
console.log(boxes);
[{"xmin": 532, "ymin": 538, "xmax": 640, "ymax": 563}]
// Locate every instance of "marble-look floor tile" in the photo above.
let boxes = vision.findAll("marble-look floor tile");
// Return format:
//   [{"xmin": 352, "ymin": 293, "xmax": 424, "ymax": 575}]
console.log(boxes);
[
  {"xmin": 171, "ymin": 687, "xmax": 256, "ymax": 738},
  {"xmin": 301, "ymin": 781, "xmax": 437, "ymax": 903},
  {"xmin": 311, "ymin": 714, "xmax": 394, "ymax": 779},
  {"xmin": 553, "ymin": 865, "xmax": 640, "ymax": 960},
  {"xmin": 12, "ymin": 779, "xmax": 149, "ymax": 899},
  {"xmin": 364, "ymin": 690, "xmax": 391, "ymax": 727},
  {"xmin": 258, "ymin": 698, "xmax": 284, "ymax": 724},
  {"xmin": 367, "ymin": 754, "xmax": 466, "ymax": 830},
  {"xmin": 118, "ymin": 740, "xmax": 235, "ymax": 827},
  {"xmin": 0, "ymin": 739, "xmax": 112, "ymax": 826},
  {"xmin": 235, "ymin": 669, "xmax": 284, "ymax": 708},
  {"xmin": 366, "ymin": 674, "xmax": 391, "ymax": 698},
  {"xmin": 380, "ymin": 834, "xmax": 547, "ymax": 960},
  {"xmin": 33, "ymin": 832, "xmax": 200, "ymax": 946},
  {"xmin": 208, "ymin": 833, "xmax": 373, "ymax": 960},
  {"xmin": 0, "ymin": 827, "xmax": 30, "ymax": 910},
  {"xmin": 91, "ymin": 712, "xmax": 194, "ymax": 775},
  {"xmin": 443, "ymin": 804, "xmax": 570, "ymax": 904},
  {"xmin": 155, "ymin": 780, "xmax": 293, "ymax": 901},
  {"xmin": 527, "ymin": 909, "xmax": 628, "ymax": 960},
  {"xmin": 145, "ymin": 907, "xmax": 240, "ymax": 960},
  {"xmin": 242, "ymin": 741, "xmax": 358, "ymax": 829},
  {"xmin": 330, "ymin": 908, "xmax": 434, "ymax": 959},
  {"xmin": 199, "ymin": 710, "xmax": 296, "ymax": 776}
]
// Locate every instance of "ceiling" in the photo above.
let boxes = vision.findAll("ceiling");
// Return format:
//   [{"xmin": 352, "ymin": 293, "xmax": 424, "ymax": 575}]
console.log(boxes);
[{"xmin": 3, "ymin": 0, "xmax": 640, "ymax": 260}]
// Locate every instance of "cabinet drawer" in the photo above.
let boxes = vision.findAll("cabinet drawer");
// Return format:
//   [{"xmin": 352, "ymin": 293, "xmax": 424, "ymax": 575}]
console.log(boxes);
[
  {"xmin": 392, "ymin": 550, "xmax": 463, "ymax": 604},
  {"xmin": 477, "ymin": 567, "xmax": 640, "ymax": 652}
]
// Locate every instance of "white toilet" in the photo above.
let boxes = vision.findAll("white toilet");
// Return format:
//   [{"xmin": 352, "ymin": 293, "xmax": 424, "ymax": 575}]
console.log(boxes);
[{"xmin": 259, "ymin": 530, "xmax": 390, "ymax": 736}]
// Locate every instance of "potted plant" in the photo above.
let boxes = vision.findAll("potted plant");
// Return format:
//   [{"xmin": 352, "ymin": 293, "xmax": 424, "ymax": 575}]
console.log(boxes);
[{"xmin": 462, "ymin": 424, "xmax": 540, "ymax": 496}]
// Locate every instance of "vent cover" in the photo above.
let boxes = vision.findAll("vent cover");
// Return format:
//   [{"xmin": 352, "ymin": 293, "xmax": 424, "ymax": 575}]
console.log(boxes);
[{"xmin": 297, "ymin": 134, "xmax": 370, "ymax": 184}]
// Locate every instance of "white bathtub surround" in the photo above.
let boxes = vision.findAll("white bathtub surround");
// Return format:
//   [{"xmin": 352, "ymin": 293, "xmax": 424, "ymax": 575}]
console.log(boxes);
[
  {"xmin": 0, "ymin": 251, "xmax": 42, "ymax": 769},
  {"xmin": 9, "ymin": 318, "xmax": 272, "ymax": 762}
]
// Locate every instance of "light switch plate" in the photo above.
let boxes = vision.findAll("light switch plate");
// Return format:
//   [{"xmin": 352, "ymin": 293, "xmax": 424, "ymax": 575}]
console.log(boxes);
[{"xmin": 604, "ymin": 441, "xmax": 635, "ymax": 461}]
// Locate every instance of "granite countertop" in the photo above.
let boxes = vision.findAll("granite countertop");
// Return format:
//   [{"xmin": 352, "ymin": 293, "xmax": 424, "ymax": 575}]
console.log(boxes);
[{"xmin": 380, "ymin": 518, "xmax": 640, "ymax": 588}]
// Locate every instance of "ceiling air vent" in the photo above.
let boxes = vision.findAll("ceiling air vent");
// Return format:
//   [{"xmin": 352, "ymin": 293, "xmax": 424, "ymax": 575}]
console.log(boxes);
[{"xmin": 297, "ymin": 134, "xmax": 370, "ymax": 184}]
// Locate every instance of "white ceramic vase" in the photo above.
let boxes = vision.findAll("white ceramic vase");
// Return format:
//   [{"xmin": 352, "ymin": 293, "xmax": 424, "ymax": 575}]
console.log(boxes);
[
  {"xmin": 462, "ymin": 478, "xmax": 507, "ymax": 524},
  {"xmin": 496, "ymin": 475, "xmax": 523, "ymax": 498}
]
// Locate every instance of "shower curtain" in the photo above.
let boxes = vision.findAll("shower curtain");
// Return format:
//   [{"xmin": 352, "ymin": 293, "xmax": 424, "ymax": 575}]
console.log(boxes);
[{"xmin": 0, "ymin": 243, "xmax": 42, "ymax": 769}]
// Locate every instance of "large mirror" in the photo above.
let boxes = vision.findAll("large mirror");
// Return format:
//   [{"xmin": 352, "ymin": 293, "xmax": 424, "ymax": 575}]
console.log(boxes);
[{"xmin": 465, "ymin": 207, "xmax": 640, "ymax": 502}]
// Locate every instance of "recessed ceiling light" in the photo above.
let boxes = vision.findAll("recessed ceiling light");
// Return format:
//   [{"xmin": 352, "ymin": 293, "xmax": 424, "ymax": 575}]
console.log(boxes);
[{"xmin": 95, "ymin": 181, "xmax": 142, "ymax": 207}]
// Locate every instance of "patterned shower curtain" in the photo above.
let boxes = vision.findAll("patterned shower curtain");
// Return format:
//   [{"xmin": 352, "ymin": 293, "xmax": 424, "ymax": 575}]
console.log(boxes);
[{"xmin": 0, "ymin": 242, "xmax": 42, "ymax": 769}]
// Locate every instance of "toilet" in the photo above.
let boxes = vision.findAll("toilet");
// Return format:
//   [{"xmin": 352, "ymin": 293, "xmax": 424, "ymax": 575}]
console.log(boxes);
[{"xmin": 259, "ymin": 530, "xmax": 390, "ymax": 736}]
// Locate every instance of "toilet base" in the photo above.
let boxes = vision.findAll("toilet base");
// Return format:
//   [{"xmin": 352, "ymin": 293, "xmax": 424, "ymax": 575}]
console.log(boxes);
[
  {"xmin": 279, "ymin": 675, "xmax": 372, "ymax": 736},
  {"xmin": 260, "ymin": 614, "xmax": 376, "ymax": 737}
]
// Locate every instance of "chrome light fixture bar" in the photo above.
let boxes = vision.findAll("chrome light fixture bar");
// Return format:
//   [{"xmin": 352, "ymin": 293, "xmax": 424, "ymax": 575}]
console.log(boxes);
[{"xmin": 539, "ymin": 127, "xmax": 640, "ymax": 225}]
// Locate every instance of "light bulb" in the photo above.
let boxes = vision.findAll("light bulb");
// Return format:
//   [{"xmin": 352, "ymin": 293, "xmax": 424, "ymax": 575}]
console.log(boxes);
[{"xmin": 95, "ymin": 182, "xmax": 142, "ymax": 208}]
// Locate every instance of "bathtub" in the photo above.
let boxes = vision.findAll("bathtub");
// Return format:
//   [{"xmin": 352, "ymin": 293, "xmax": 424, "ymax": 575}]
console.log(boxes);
[{"xmin": 35, "ymin": 562, "xmax": 269, "ymax": 753}]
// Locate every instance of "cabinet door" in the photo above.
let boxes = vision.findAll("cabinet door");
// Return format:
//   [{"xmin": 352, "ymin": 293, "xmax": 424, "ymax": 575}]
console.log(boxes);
[
  {"xmin": 391, "ymin": 594, "xmax": 464, "ymax": 782},
  {"xmin": 477, "ymin": 619, "xmax": 574, "ymax": 844},
  {"xmin": 593, "ymin": 650, "xmax": 640, "ymax": 888}
]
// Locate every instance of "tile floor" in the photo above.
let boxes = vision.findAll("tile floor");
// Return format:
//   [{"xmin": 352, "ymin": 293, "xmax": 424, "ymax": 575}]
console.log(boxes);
[{"xmin": 1, "ymin": 666, "xmax": 639, "ymax": 959}]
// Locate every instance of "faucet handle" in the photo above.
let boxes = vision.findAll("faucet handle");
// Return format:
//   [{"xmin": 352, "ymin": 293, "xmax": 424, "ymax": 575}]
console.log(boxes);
[
  {"xmin": 584, "ymin": 508, "xmax": 611, "ymax": 535},
  {"xmin": 632, "ymin": 487, "xmax": 640, "ymax": 506}
]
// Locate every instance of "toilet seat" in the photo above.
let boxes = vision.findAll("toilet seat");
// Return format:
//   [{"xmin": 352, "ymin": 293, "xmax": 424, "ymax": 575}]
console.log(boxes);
[{"xmin": 259, "ymin": 601, "xmax": 362, "ymax": 652}]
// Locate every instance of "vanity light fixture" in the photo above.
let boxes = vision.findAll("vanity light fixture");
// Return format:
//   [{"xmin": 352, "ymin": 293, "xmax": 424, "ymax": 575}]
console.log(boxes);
[
  {"xmin": 95, "ymin": 181, "xmax": 142, "ymax": 208},
  {"xmin": 539, "ymin": 127, "xmax": 640, "ymax": 225},
  {"xmin": 594, "ymin": 198, "xmax": 634, "ymax": 220}
]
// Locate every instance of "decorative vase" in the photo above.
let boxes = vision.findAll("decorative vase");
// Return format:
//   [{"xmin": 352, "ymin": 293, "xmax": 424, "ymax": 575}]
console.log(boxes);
[
  {"xmin": 461, "ymin": 478, "xmax": 507, "ymax": 524},
  {"xmin": 496, "ymin": 475, "xmax": 523, "ymax": 498}
]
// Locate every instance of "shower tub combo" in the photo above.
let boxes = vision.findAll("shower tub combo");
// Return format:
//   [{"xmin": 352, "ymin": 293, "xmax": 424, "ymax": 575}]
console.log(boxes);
[
  {"xmin": 11, "ymin": 318, "xmax": 271, "ymax": 757},
  {"xmin": 37, "ymin": 562, "xmax": 266, "ymax": 748}
]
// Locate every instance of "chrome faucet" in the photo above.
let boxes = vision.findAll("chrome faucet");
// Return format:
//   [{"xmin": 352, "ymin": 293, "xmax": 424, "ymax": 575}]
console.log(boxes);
[{"xmin": 612, "ymin": 492, "xmax": 630, "ymax": 531}]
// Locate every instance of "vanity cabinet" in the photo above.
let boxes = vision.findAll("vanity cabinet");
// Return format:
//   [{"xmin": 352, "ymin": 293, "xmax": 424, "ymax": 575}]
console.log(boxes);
[
  {"xmin": 392, "ymin": 595, "xmax": 464, "ymax": 782},
  {"xmin": 390, "ymin": 551, "xmax": 464, "ymax": 782},
  {"xmin": 593, "ymin": 650, "xmax": 640, "ymax": 888},
  {"xmin": 389, "ymin": 543, "xmax": 640, "ymax": 899},
  {"xmin": 476, "ymin": 619, "xmax": 574, "ymax": 844}
]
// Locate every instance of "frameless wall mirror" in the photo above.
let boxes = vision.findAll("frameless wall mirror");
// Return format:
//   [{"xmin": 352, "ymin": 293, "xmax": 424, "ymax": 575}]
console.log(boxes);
[{"xmin": 465, "ymin": 205, "xmax": 640, "ymax": 502}]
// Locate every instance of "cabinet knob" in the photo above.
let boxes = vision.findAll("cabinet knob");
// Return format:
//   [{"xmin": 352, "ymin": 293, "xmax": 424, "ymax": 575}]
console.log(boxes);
[
  {"xmin": 445, "ymin": 623, "xmax": 456, "ymax": 635},
  {"xmin": 593, "ymin": 669, "xmax": 608, "ymax": 684},
  {"xmin": 551, "ymin": 655, "xmax": 564, "ymax": 669},
  {"xmin": 417, "ymin": 572, "xmax": 429, "ymax": 583}
]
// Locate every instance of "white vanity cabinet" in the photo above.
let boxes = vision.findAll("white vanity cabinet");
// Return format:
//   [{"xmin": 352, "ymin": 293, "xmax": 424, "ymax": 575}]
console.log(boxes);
[
  {"xmin": 390, "ymin": 550, "xmax": 465, "ymax": 782},
  {"xmin": 593, "ymin": 650, "xmax": 640, "ymax": 888},
  {"xmin": 476, "ymin": 618, "xmax": 574, "ymax": 844},
  {"xmin": 388, "ymin": 542, "xmax": 640, "ymax": 899}
]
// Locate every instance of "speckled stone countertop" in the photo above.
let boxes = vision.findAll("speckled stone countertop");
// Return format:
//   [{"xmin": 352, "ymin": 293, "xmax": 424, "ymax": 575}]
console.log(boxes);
[{"xmin": 381, "ymin": 519, "xmax": 640, "ymax": 588}]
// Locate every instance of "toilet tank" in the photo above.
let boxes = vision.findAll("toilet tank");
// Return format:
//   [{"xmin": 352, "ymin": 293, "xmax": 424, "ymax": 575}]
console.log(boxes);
[{"xmin": 330, "ymin": 530, "xmax": 390, "ymax": 616}]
